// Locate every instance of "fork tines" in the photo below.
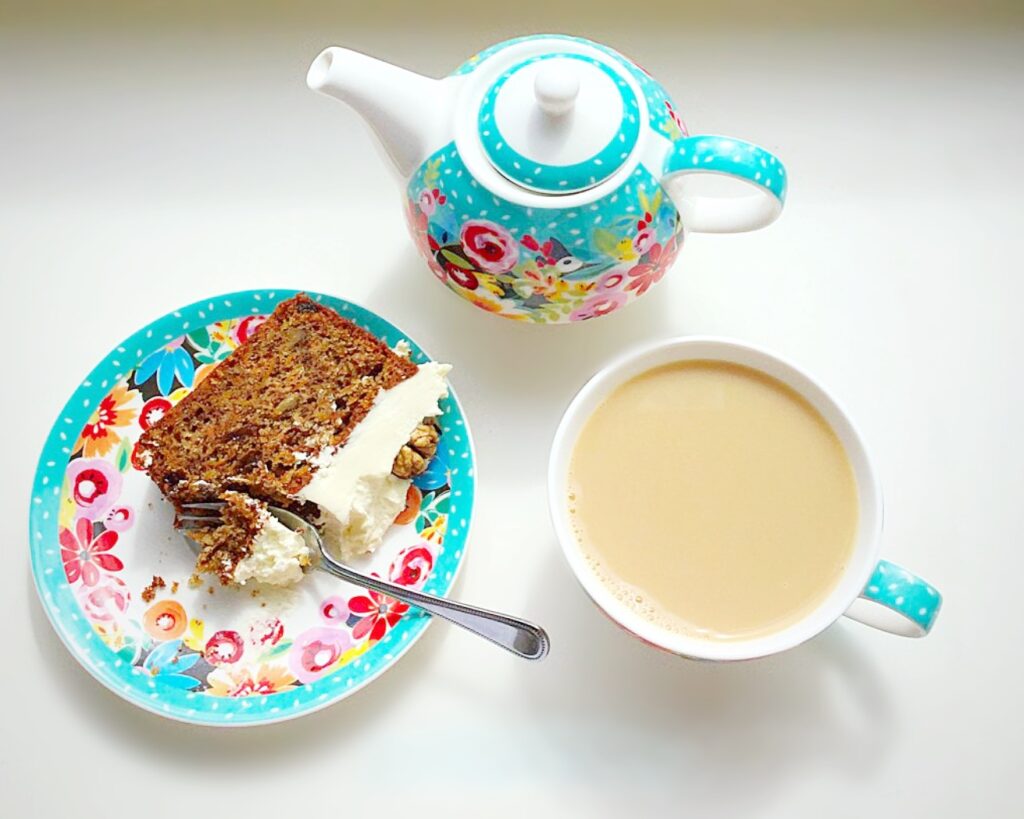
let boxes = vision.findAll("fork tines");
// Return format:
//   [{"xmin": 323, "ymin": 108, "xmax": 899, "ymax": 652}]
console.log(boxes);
[{"xmin": 178, "ymin": 501, "xmax": 226, "ymax": 530}]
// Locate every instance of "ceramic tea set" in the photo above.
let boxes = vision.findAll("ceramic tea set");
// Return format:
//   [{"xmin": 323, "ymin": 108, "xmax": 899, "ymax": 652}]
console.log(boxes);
[
  {"xmin": 307, "ymin": 34, "xmax": 787, "ymax": 324},
  {"xmin": 309, "ymin": 33, "xmax": 942, "ymax": 651},
  {"xmin": 307, "ymin": 33, "xmax": 941, "ymax": 659},
  {"xmin": 27, "ymin": 34, "xmax": 939, "ymax": 727}
]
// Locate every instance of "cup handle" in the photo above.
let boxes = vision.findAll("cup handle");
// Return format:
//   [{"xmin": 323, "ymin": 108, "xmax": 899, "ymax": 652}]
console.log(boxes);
[
  {"xmin": 661, "ymin": 135, "xmax": 787, "ymax": 234},
  {"xmin": 842, "ymin": 559, "xmax": 942, "ymax": 637}
]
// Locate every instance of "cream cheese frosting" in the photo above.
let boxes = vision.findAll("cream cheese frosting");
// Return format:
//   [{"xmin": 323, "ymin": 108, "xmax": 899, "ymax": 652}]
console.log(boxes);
[
  {"xmin": 297, "ymin": 361, "xmax": 451, "ymax": 559},
  {"xmin": 233, "ymin": 508, "xmax": 312, "ymax": 586}
]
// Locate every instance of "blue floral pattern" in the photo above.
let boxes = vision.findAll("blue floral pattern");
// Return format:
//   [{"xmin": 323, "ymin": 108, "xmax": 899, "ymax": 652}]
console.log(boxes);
[
  {"xmin": 413, "ymin": 35, "xmax": 785, "ymax": 323},
  {"xmin": 414, "ymin": 446, "xmax": 450, "ymax": 492},
  {"xmin": 29, "ymin": 290, "xmax": 476, "ymax": 725},
  {"xmin": 135, "ymin": 342, "xmax": 195, "ymax": 395},
  {"xmin": 140, "ymin": 639, "xmax": 202, "ymax": 690},
  {"xmin": 406, "ymin": 146, "xmax": 682, "ymax": 323}
]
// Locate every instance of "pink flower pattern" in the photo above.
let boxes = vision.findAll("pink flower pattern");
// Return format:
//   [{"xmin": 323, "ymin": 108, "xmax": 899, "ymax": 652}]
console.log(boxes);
[
  {"xmin": 570, "ymin": 291, "xmax": 629, "ymax": 322},
  {"xmin": 48, "ymin": 312, "xmax": 457, "ymax": 699},
  {"xmin": 459, "ymin": 220, "xmax": 519, "ymax": 274},
  {"xmin": 76, "ymin": 575, "xmax": 130, "ymax": 622},
  {"xmin": 59, "ymin": 518, "xmax": 123, "ymax": 586},
  {"xmin": 404, "ymin": 146, "xmax": 685, "ymax": 323},
  {"xmin": 289, "ymin": 627, "xmax": 353, "ymax": 684},
  {"xmin": 205, "ymin": 631, "xmax": 245, "ymax": 665},
  {"xmin": 65, "ymin": 458, "xmax": 123, "ymax": 521},
  {"xmin": 388, "ymin": 545, "xmax": 434, "ymax": 589},
  {"xmin": 102, "ymin": 505, "xmax": 134, "ymax": 533},
  {"xmin": 348, "ymin": 588, "xmax": 410, "ymax": 642},
  {"xmin": 624, "ymin": 236, "xmax": 681, "ymax": 298}
]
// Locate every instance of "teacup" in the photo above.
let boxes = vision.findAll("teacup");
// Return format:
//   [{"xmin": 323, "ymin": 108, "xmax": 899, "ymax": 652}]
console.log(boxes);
[{"xmin": 548, "ymin": 337, "xmax": 943, "ymax": 660}]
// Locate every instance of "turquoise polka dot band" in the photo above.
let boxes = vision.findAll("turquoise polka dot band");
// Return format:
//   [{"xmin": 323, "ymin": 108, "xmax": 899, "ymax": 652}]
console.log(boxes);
[
  {"xmin": 859, "ymin": 559, "xmax": 942, "ymax": 636},
  {"xmin": 477, "ymin": 53, "xmax": 641, "ymax": 194},
  {"xmin": 664, "ymin": 135, "xmax": 787, "ymax": 203}
]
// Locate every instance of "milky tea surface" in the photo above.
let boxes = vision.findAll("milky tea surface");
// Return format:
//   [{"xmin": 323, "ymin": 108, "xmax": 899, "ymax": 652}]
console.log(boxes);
[{"xmin": 568, "ymin": 361, "xmax": 859, "ymax": 641}]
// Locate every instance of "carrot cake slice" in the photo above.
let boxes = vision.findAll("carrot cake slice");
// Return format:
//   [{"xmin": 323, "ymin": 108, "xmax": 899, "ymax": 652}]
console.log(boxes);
[{"xmin": 135, "ymin": 294, "xmax": 449, "ymax": 585}]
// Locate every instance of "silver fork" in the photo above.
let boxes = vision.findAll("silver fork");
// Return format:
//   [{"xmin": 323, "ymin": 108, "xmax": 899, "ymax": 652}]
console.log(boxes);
[{"xmin": 179, "ymin": 502, "xmax": 549, "ymax": 661}]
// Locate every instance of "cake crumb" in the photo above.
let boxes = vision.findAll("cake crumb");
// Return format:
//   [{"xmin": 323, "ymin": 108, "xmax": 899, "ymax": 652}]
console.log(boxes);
[
  {"xmin": 170, "ymin": 581, "xmax": 179, "ymax": 593},
  {"xmin": 260, "ymin": 602, "xmax": 267, "ymax": 607},
  {"xmin": 188, "ymin": 574, "xmax": 202, "ymax": 588},
  {"xmin": 250, "ymin": 588, "xmax": 261, "ymax": 598},
  {"xmin": 141, "ymin": 575, "xmax": 166, "ymax": 603},
  {"xmin": 207, "ymin": 586, "xmax": 215, "ymax": 595}
]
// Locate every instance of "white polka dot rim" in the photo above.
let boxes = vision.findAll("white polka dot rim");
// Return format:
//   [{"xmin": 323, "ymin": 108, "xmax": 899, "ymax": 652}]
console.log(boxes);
[{"xmin": 28, "ymin": 289, "xmax": 476, "ymax": 726}]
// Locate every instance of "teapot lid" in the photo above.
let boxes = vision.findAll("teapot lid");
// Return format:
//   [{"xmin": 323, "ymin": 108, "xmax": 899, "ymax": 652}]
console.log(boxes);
[{"xmin": 477, "ymin": 52, "xmax": 641, "ymax": 194}]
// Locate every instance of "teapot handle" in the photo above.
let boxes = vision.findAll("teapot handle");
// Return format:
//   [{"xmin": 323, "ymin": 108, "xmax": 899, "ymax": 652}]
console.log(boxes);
[{"xmin": 661, "ymin": 135, "xmax": 787, "ymax": 233}]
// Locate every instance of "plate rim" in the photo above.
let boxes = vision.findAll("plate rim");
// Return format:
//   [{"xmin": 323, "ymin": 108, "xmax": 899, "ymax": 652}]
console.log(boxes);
[{"xmin": 28, "ymin": 288, "xmax": 476, "ymax": 727}]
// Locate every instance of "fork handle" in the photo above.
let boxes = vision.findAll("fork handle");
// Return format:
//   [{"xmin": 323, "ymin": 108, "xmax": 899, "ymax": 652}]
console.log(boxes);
[{"xmin": 317, "ymin": 552, "xmax": 550, "ymax": 660}]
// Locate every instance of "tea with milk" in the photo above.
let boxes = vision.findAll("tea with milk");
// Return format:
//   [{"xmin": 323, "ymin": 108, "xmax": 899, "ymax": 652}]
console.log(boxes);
[{"xmin": 568, "ymin": 360, "xmax": 858, "ymax": 642}]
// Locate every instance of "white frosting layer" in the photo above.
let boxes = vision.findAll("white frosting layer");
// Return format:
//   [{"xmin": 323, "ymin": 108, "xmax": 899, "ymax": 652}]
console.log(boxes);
[
  {"xmin": 297, "ymin": 361, "xmax": 450, "ymax": 558},
  {"xmin": 234, "ymin": 510, "xmax": 311, "ymax": 586}
]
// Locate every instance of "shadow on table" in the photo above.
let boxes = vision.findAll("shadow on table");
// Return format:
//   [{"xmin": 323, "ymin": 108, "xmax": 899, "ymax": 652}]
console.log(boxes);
[
  {"xmin": 515, "ymin": 550, "xmax": 896, "ymax": 814},
  {"xmin": 25, "ymin": 248, "xmax": 688, "ymax": 762},
  {"xmin": 364, "ymin": 247, "xmax": 897, "ymax": 811},
  {"xmin": 27, "ymin": 247, "xmax": 893, "ymax": 793},
  {"xmin": 362, "ymin": 246, "xmax": 681, "ymax": 415},
  {"xmin": 26, "ymin": 567, "xmax": 454, "ymax": 762}
]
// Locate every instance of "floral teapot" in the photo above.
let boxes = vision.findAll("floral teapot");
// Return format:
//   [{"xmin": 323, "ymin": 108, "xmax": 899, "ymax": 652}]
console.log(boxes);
[{"xmin": 307, "ymin": 35, "xmax": 787, "ymax": 324}]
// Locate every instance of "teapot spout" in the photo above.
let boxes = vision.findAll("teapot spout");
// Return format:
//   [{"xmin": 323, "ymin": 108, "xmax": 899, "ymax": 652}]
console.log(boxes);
[{"xmin": 307, "ymin": 47, "xmax": 455, "ymax": 180}]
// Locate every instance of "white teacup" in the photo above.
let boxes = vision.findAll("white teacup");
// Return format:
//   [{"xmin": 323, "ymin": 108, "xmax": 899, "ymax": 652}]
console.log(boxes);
[{"xmin": 548, "ymin": 337, "xmax": 943, "ymax": 661}]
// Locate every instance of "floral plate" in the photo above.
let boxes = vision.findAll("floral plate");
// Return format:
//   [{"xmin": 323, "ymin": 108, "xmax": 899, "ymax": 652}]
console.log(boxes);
[{"xmin": 29, "ymin": 289, "xmax": 475, "ymax": 726}]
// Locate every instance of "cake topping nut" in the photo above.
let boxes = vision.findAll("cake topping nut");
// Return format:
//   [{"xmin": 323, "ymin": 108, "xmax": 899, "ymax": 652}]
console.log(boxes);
[{"xmin": 392, "ymin": 445, "xmax": 427, "ymax": 479}]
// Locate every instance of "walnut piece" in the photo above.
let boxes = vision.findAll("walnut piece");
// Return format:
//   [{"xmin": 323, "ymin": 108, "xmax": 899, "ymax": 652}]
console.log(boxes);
[
  {"xmin": 274, "ymin": 394, "xmax": 300, "ymax": 414},
  {"xmin": 285, "ymin": 327, "xmax": 308, "ymax": 347},
  {"xmin": 408, "ymin": 419, "xmax": 440, "ymax": 458},
  {"xmin": 391, "ymin": 419, "xmax": 441, "ymax": 479},
  {"xmin": 392, "ymin": 445, "xmax": 427, "ymax": 479}
]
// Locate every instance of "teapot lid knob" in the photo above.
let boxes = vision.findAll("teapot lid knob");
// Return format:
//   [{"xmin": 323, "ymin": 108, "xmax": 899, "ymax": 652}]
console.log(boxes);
[
  {"xmin": 534, "ymin": 64, "xmax": 579, "ymax": 116},
  {"xmin": 477, "ymin": 53, "xmax": 641, "ymax": 194}
]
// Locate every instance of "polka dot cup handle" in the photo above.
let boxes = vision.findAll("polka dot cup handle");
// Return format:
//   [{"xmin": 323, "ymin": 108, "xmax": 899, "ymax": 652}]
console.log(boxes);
[
  {"xmin": 844, "ymin": 560, "xmax": 942, "ymax": 638},
  {"xmin": 662, "ymin": 135, "xmax": 787, "ymax": 234}
]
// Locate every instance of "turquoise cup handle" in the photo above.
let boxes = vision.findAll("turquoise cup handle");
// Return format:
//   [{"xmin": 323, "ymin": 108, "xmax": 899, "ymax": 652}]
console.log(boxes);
[
  {"xmin": 844, "ymin": 559, "xmax": 942, "ymax": 638},
  {"xmin": 662, "ymin": 135, "xmax": 787, "ymax": 234}
]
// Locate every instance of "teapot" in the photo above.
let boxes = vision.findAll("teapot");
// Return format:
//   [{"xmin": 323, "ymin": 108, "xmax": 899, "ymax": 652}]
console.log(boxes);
[{"xmin": 307, "ymin": 35, "xmax": 787, "ymax": 324}]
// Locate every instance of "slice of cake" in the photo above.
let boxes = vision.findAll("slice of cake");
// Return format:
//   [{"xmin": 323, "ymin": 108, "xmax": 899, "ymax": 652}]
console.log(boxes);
[
  {"xmin": 185, "ymin": 492, "xmax": 313, "ymax": 586},
  {"xmin": 135, "ymin": 294, "xmax": 450, "ymax": 585}
]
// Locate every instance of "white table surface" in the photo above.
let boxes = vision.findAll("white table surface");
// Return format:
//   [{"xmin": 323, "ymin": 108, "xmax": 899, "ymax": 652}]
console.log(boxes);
[{"xmin": 3, "ymin": 8, "xmax": 1022, "ymax": 817}]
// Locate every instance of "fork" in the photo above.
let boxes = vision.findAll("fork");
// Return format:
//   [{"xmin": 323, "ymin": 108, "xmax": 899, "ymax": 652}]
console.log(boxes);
[{"xmin": 179, "ymin": 502, "xmax": 549, "ymax": 660}]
